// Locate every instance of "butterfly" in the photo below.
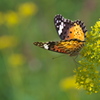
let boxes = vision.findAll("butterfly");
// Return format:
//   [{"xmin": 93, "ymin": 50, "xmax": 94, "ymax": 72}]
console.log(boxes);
[{"xmin": 33, "ymin": 14, "xmax": 87, "ymax": 56}]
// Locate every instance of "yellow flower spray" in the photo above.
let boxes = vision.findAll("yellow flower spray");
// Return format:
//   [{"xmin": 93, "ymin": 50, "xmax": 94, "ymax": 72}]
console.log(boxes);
[{"xmin": 75, "ymin": 20, "xmax": 100, "ymax": 94}]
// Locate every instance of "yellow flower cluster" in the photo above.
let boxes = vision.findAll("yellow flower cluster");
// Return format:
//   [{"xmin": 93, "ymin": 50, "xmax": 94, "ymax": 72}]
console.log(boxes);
[
  {"xmin": 0, "ymin": 35, "xmax": 18, "ymax": 49},
  {"xmin": 0, "ymin": 2, "xmax": 37, "ymax": 67},
  {"xmin": 60, "ymin": 76, "xmax": 78, "ymax": 90},
  {"xmin": 75, "ymin": 20, "xmax": 100, "ymax": 94},
  {"xmin": 8, "ymin": 54, "xmax": 25, "ymax": 67},
  {"xmin": 0, "ymin": 35, "xmax": 25, "ymax": 67},
  {"xmin": 18, "ymin": 2, "xmax": 38, "ymax": 17},
  {"xmin": 0, "ymin": 2, "xmax": 38, "ymax": 26},
  {"xmin": 5, "ymin": 11, "xmax": 19, "ymax": 26},
  {"xmin": 0, "ymin": 2, "xmax": 37, "ymax": 89}
]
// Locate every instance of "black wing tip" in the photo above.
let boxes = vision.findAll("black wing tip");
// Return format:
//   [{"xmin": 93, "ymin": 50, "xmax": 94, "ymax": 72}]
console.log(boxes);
[
  {"xmin": 54, "ymin": 14, "xmax": 62, "ymax": 18},
  {"xmin": 33, "ymin": 42, "xmax": 36, "ymax": 44},
  {"xmin": 33, "ymin": 42, "xmax": 45, "ymax": 48},
  {"xmin": 54, "ymin": 14, "xmax": 63, "ymax": 21},
  {"xmin": 75, "ymin": 19, "xmax": 87, "ymax": 34},
  {"xmin": 54, "ymin": 14, "xmax": 73, "ymax": 23},
  {"xmin": 33, "ymin": 42, "xmax": 38, "ymax": 45}
]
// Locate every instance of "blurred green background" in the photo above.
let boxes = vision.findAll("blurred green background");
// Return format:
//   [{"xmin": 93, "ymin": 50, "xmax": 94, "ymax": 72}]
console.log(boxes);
[{"xmin": 0, "ymin": 0, "xmax": 100, "ymax": 100}]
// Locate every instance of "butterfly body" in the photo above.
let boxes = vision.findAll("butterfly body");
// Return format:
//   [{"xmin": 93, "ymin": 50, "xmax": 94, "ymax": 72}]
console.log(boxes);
[{"xmin": 33, "ymin": 14, "xmax": 87, "ymax": 56}]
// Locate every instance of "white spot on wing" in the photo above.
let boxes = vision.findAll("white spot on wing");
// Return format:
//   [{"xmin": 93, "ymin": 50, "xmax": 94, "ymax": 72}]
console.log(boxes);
[
  {"xmin": 56, "ymin": 20, "xmax": 59, "ymax": 23},
  {"xmin": 57, "ymin": 25, "xmax": 59, "ymax": 28},
  {"xmin": 64, "ymin": 19, "xmax": 66, "ymax": 22},
  {"xmin": 43, "ymin": 44, "xmax": 49, "ymax": 49},
  {"xmin": 58, "ymin": 22, "xmax": 64, "ymax": 35}
]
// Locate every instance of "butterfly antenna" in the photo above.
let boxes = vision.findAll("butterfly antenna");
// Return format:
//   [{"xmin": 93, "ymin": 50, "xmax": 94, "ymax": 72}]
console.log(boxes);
[
  {"xmin": 72, "ymin": 55, "xmax": 80, "ymax": 68},
  {"xmin": 72, "ymin": 55, "xmax": 83, "ymax": 70}
]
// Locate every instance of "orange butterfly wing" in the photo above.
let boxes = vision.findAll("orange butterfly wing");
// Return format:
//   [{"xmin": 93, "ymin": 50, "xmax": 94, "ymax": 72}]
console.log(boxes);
[
  {"xmin": 33, "ymin": 15, "xmax": 87, "ymax": 56},
  {"xmin": 54, "ymin": 15, "xmax": 87, "ymax": 41}
]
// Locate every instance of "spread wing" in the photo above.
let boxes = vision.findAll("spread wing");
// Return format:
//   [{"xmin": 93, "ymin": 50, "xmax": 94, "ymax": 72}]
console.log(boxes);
[
  {"xmin": 54, "ymin": 14, "xmax": 87, "ymax": 41},
  {"xmin": 33, "ymin": 39, "xmax": 85, "ymax": 56}
]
